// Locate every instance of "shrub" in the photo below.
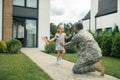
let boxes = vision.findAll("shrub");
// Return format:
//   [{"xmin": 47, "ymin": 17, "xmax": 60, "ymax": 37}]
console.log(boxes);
[
  {"xmin": 101, "ymin": 33, "xmax": 112, "ymax": 56},
  {"xmin": 94, "ymin": 34, "xmax": 103, "ymax": 48},
  {"xmin": 112, "ymin": 24, "xmax": 119, "ymax": 35},
  {"xmin": 45, "ymin": 42, "xmax": 76, "ymax": 53},
  {"xmin": 6, "ymin": 39, "xmax": 22, "ymax": 53},
  {"xmin": 50, "ymin": 34, "xmax": 54, "ymax": 39},
  {"xmin": 45, "ymin": 42, "xmax": 56, "ymax": 53},
  {"xmin": 0, "ymin": 41, "xmax": 7, "ymax": 53},
  {"xmin": 66, "ymin": 46, "xmax": 76, "ymax": 53},
  {"xmin": 111, "ymin": 33, "xmax": 120, "ymax": 58}
]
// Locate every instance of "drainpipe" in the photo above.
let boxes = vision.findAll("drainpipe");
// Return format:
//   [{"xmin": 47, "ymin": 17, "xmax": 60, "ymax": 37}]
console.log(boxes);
[
  {"xmin": 2, "ymin": 0, "xmax": 4, "ymax": 40},
  {"xmin": 89, "ymin": 19, "xmax": 91, "ymax": 31},
  {"xmin": 95, "ymin": 17, "xmax": 97, "ymax": 33}
]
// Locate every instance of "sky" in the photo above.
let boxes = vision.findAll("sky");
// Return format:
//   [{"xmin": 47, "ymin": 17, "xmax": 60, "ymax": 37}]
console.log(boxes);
[{"xmin": 50, "ymin": 0, "xmax": 91, "ymax": 25}]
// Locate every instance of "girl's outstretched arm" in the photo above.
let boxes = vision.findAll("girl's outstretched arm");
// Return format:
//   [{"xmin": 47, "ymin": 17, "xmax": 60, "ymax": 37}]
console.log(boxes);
[{"xmin": 48, "ymin": 34, "xmax": 57, "ymax": 42}]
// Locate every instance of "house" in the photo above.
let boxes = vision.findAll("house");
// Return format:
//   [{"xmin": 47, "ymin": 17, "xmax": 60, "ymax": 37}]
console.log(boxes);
[
  {"xmin": 82, "ymin": 0, "xmax": 120, "ymax": 33},
  {"xmin": 0, "ymin": 0, "xmax": 50, "ymax": 50}
]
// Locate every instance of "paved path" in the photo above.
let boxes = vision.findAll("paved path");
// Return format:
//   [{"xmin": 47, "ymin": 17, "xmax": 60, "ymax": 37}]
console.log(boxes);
[{"xmin": 21, "ymin": 48, "xmax": 119, "ymax": 80}]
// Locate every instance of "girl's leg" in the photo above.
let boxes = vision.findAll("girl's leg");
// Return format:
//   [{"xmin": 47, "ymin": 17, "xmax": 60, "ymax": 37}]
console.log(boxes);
[
  {"xmin": 56, "ymin": 50, "xmax": 61, "ymax": 61},
  {"xmin": 59, "ymin": 50, "xmax": 65, "ymax": 61},
  {"xmin": 61, "ymin": 50, "xmax": 66, "ymax": 57}
]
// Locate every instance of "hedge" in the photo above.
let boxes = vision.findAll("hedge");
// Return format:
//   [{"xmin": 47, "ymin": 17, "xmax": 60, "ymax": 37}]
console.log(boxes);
[
  {"xmin": 45, "ymin": 42, "xmax": 76, "ymax": 53},
  {"xmin": 45, "ymin": 33, "xmax": 120, "ymax": 58},
  {"xmin": 95, "ymin": 32, "xmax": 120, "ymax": 58},
  {"xmin": 0, "ymin": 41, "xmax": 7, "ymax": 53},
  {"xmin": 101, "ymin": 33, "xmax": 112, "ymax": 56},
  {"xmin": 111, "ymin": 33, "xmax": 120, "ymax": 58},
  {"xmin": 94, "ymin": 34, "xmax": 103, "ymax": 48}
]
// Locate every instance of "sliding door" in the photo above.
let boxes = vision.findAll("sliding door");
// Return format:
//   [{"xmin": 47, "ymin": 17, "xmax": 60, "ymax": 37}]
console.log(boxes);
[{"xmin": 26, "ymin": 19, "xmax": 37, "ymax": 47}]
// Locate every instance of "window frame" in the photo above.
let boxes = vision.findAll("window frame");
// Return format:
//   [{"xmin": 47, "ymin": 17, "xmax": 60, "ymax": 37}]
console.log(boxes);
[
  {"xmin": 106, "ymin": 27, "xmax": 112, "ymax": 33},
  {"xmin": 12, "ymin": 17, "xmax": 38, "ymax": 47},
  {"xmin": 13, "ymin": 0, "xmax": 25, "ymax": 7},
  {"xmin": 96, "ymin": 28, "xmax": 102, "ymax": 34},
  {"xmin": 13, "ymin": 0, "xmax": 38, "ymax": 9},
  {"xmin": 26, "ymin": 0, "xmax": 38, "ymax": 8}
]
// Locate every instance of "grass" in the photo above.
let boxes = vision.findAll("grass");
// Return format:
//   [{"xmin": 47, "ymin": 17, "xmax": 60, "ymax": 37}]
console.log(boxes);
[
  {"xmin": 0, "ymin": 53, "xmax": 53, "ymax": 80},
  {"xmin": 51, "ymin": 53, "xmax": 120, "ymax": 78}
]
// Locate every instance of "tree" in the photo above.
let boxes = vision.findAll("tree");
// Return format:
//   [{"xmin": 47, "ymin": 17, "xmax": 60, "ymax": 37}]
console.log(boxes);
[
  {"xmin": 64, "ymin": 23, "xmax": 73, "ymax": 35},
  {"xmin": 112, "ymin": 24, "xmax": 119, "ymax": 35},
  {"xmin": 50, "ymin": 23, "xmax": 57, "ymax": 38}
]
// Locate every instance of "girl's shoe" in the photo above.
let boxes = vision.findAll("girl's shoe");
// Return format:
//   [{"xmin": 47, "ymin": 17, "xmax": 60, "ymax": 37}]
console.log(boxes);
[
  {"xmin": 56, "ymin": 60, "xmax": 60, "ymax": 65},
  {"xmin": 59, "ymin": 57, "xmax": 62, "ymax": 62},
  {"xmin": 58, "ymin": 57, "xmax": 62, "ymax": 64}
]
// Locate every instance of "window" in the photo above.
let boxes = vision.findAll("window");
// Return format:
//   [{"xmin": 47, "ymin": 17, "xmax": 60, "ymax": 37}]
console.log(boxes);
[
  {"xmin": 13, "ymin": 0, "xmax": 38, "ymax": 8},
  {"xmin": 13, "ymin": 0, "xmax": 25, "ymax": 6},
  {"xmin": 96, "ymin": 28, "xmax": 102, "ymax": 34},
  {"xmin": 106, "ymin": 27, "xmax": 112, "ymax": 33},
  {"xmin": 26, "ymin": 0, "xmax": 37, "ymax": 8}
]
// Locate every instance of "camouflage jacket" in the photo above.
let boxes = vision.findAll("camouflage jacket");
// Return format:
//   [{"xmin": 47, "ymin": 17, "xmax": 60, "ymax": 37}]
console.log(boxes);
[{"xmin": 64, "ymin": 30, "xmax": 102, "ymax": 60}]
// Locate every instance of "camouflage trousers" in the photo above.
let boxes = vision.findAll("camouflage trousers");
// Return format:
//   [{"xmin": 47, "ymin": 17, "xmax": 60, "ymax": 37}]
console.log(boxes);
[{"xmin": 72, "ymin": 57, "xmax": 100, "ymax": 74}]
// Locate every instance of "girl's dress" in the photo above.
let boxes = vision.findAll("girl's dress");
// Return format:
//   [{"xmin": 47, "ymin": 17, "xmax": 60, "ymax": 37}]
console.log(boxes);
[{"xmin": 55, "ymin": 33, "xmax": 66, "ymax": 50}]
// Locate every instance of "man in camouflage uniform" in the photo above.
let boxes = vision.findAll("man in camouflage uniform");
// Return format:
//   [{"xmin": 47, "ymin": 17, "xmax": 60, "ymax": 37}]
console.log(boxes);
[{"xmin": 62, "ymin": 22, "xmax": 105, "ymax": 76}]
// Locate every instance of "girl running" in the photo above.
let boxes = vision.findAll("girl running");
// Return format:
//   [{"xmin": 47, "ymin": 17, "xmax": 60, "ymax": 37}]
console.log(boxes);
[{"xmin": 48, "ymin": 23, "xmax": 72, "ymax": 64}]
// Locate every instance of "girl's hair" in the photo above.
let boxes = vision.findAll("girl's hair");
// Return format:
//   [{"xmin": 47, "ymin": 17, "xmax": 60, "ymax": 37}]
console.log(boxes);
[
  {"xmin": 57, "ymin": 23, "xmax": 64, "ymax": 28},
  {"xmin": 57, "ymin": 23, "xmax": 64, "ymax": 33}
]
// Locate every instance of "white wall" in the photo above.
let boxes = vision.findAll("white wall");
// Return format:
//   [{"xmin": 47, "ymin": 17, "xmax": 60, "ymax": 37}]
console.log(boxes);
[
  {"xmin": 83, "ymin": 19, "xmax": 90, "ymax": 31},
  {"xmin": 0, "ymin": 0, "xmax": 2, "ymax": 40},
  {"xmin": 118, "ymin": 0, "xmax": 120, "ymax": 14},
  {"xmin": 96, "ymin": 13, "xmax": 120, "ymax": 30},
  {"xmin": 91, "ymin": 0, "xmax": 98, "ymax": 31},
  {"xmin": 38, "ymin": 0, "xmax": 50, "ymax": 50}
]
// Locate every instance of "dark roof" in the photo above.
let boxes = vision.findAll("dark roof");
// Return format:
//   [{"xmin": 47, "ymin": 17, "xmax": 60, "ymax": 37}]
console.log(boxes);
[
  {"xmin": 95, "ymin": 0, "xmax": 117, "ymax": 17},
  {"xmin": 82, "ymin": 11, "xmax": 90, "ymax": 20}
]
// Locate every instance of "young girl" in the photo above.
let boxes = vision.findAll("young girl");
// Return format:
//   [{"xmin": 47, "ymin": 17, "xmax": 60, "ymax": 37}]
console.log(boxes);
[{"xmin": 48, "ymin": 23, "xmax": 72, "ymax": 64}]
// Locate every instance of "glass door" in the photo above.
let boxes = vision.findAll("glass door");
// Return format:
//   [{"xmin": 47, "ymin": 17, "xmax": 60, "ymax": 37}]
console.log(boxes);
[
  {"xmin": 26, "ymin": 19, "xmax": 37, "ymax": 47},
  {"xmin": 13, "ymin": 18, "xmax": 37, "ymax": 47},
  {"xmin": 13, "ymin": 18, "xmax": 25, "ymax": 47}
]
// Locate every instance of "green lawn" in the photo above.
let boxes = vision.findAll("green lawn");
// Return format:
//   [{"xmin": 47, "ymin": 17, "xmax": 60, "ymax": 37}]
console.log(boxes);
[
  {"xmin": 0, "ymin": 53, "xmax": 53, "ymax": 80},
  {"xmin": 51, "ymin": 53, "xmax": 120, "ymax": 78}
]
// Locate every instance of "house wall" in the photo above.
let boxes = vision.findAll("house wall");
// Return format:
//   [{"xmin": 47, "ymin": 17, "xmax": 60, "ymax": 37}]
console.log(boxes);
[
  {"xmin": 3, "ymin": 0, "xmax": 13, "ymax": 41},
  {"xmin": 0, "ymin": 0, "xmax": 2, "ymax": 40},
  {"xmin": 38, "ymin": 0, "xmax": 50, "ymax": 50},
  {"xmin": 91, "ymin": 0, "xmax": 98, "ymax": 31},
  {"xmin": 84, "ymin": 0, "xmax": 120, "ymax": 31},
  {"xmin": 96, "ymin": 0, "xmax": 120, "ymax": 30},
  {"xmin": 96, "ymin": 13, "xmax": 120, "ymax": 30},
  {"xmin": 83, "ymin": 19, "xmax": 90, "ymax": 31}
]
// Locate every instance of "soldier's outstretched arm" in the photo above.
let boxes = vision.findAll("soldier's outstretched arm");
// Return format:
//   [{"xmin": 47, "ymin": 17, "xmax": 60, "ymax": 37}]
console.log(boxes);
[{"xmin": 64, "ymin": 34, "xmax": 80, "ymax": 49}]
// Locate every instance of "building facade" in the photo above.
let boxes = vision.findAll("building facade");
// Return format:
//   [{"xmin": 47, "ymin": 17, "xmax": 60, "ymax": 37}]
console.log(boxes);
[
  {"xmin": 0, "ymin": 0, "xmax": 50, "ymax": 50},
  {"xmin": 83, "ymin": 0, "xmax": 120, "ymax": 32}
]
